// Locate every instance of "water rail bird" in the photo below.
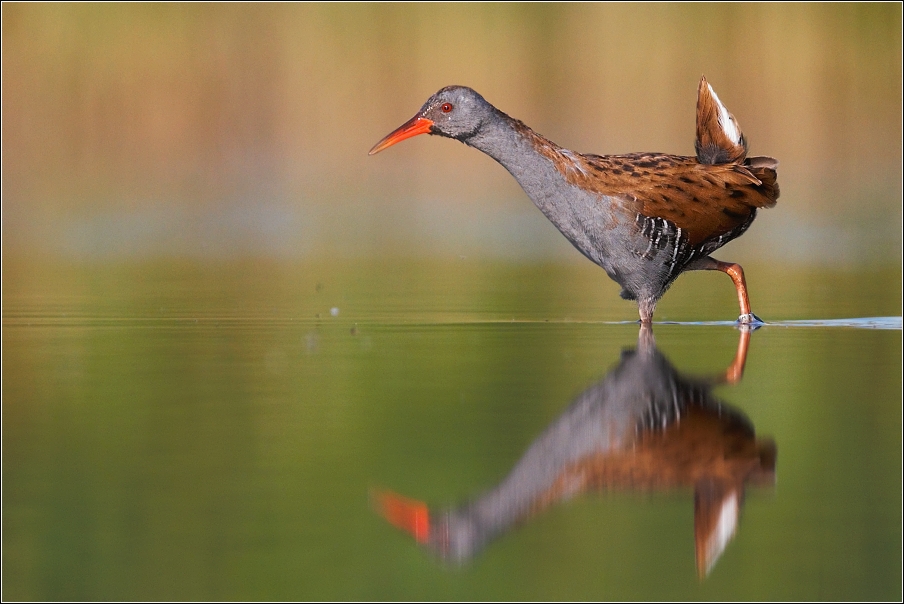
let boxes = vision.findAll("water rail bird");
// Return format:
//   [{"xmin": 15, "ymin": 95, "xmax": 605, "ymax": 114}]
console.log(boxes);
[{"xmin": 370, "ymin": 77, "xmax": 779, "ymax": 324}]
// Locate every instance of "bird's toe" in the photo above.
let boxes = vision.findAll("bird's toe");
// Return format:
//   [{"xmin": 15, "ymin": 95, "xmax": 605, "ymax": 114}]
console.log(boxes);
[{"xmin": 737, "ymin": 312, "xmax": 764, "ymax": 327}]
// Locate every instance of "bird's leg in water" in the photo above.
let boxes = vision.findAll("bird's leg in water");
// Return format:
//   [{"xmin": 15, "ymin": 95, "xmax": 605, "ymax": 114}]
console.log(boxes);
[{"xmin": 688, "ymin": 257, "xmax": 763, "ymax": 324}]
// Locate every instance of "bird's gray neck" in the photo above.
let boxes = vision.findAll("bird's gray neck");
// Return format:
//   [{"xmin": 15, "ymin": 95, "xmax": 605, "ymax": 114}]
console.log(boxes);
[
  {"xmin": 459, "ymin": 112, "xmax": 617, "ymax": 274},
  {"xmin": 462, "ymin": 113, "xmax": 568, "ymax": 213}
]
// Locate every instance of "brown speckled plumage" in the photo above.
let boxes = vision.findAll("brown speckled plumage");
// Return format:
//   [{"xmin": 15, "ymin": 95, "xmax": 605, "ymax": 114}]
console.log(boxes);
[
  {"xmin": 511, "ymin": 120, "xmax": 778, "ymax": 247},
  {"xmin": 370, "ymin": 77, "xmax": 780, "ymax": 323}
]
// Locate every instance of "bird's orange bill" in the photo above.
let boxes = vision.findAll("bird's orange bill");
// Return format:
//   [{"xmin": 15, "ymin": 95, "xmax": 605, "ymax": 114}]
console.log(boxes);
[
  {"xmin": 371, "ymin": 488, "xmax": 431, "ymax": 543},
  {"xmin": 369, "ymin": 116, "xmax": 435, "ymax": 155}
]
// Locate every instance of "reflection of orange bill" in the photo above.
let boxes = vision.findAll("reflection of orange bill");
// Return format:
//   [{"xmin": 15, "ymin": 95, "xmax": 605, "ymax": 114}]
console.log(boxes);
[{"xmin": 371, "ymin": 489, "xmax": 430, "ymax": 544}]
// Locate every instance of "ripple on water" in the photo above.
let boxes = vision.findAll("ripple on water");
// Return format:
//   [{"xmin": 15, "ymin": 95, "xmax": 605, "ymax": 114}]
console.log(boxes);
[{"xmin": 767, "ymin": 317, "xmax": 902, "ymax": 330}]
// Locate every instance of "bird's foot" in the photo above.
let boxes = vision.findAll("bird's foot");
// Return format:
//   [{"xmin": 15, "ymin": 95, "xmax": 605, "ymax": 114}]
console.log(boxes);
[{"xmin": 736, "ymin": 313, "xmax": 764, "ymax": 329}]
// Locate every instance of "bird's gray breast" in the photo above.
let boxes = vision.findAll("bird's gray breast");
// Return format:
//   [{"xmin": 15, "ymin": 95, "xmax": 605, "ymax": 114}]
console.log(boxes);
[{"xmin": 527, "ymin": 180, "xmax": 664, "ymax": 295}]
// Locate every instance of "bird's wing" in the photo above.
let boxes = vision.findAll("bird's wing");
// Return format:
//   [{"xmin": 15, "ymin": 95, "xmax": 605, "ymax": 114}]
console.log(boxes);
[{"xmin": 579, "ymin": 154, "xmax": 779, "ymax": 247}]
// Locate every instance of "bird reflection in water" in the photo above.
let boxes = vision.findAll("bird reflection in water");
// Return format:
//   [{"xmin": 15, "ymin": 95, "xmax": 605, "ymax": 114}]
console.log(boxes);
[{"xmin": 374, "ymin": 325, "xmax": 776, "ymax": 578}]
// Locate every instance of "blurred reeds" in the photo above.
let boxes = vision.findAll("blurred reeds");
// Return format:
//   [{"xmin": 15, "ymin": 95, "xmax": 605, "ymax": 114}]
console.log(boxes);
[{"xmin": 2, "ymin": 3, "xmax": 901, "ymax": 264}]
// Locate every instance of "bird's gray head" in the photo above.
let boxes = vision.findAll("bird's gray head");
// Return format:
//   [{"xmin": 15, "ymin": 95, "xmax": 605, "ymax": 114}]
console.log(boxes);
[
  {"xmin": 419, "ymin": 86, "xmax": 496, "ymax": 140},
  {"xmin": 369, "ymin": 86, "xmax": 497, "ymax": 155}
]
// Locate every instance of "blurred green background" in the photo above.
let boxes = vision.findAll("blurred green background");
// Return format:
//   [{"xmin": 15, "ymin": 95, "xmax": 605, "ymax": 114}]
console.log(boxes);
[{"xmin": 2, "ymin": 3, "xmax": 902, "ymax": 266}]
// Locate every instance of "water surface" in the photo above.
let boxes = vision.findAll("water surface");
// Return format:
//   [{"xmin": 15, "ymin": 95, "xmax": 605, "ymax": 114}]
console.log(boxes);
[{"xmin": 3, "ymin": 259, "xmax": 901, "ymax": 600}]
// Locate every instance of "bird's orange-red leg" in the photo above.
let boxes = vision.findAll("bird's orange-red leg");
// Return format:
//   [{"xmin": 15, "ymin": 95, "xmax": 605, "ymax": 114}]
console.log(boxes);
[
  {"xmin": 688, "ymin": 257, "xmax": 759, "ymax": 323},
  {"xmin": 712, "ymin": 261, "xmax": 752, "ymax": 318}
]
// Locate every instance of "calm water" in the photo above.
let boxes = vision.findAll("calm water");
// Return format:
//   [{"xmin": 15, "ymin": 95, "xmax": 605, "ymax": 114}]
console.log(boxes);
[{"xmin": 3, "ymin": 259, "xmax": 901, "ymax": 600}]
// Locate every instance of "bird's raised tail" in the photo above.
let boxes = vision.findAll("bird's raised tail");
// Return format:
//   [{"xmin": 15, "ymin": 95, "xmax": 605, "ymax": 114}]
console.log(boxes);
[
  {"xmin": 696, "ymin": 76, "xmax": 780, "ymax": 207},
  {"xmin": 695, "ymin": 76, "xmax": 748, "ymax": 165}
]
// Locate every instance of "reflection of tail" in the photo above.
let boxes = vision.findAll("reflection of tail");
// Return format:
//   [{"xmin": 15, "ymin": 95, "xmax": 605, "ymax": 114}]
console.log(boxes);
[
  {"xmin": 694, "ymin": 439, "xmax": 776, "ymax": 578},
  {"xmin": 694, "ymin": 481, "xmax": 740, "ymax": 579},
  {"xmin": 372, "ymin": 489, "xmax": 431, "ymax": 544}
]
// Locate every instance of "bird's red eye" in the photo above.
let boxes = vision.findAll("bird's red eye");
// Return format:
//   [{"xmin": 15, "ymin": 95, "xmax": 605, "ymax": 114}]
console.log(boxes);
[{"xmin": 441, "ymin": 103, "xmax": 453, "ymax": 113}]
